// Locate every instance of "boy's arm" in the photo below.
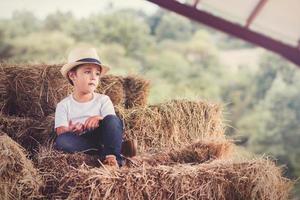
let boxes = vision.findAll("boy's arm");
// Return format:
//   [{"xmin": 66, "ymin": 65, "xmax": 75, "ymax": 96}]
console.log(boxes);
[
  {"xmin": 55, "ymin": 103, "xmax": 69, "ymax": 135},
  {"xmin": 84, "ymin": 115, "xmax": 103, "ymax": 130},
  {"xmin": 56, "ymin": 126, "xmax": 69, "ymax": 135},
  {"xmin": 56, "ymin": 121, "xmax": 85, "ymax": 135},
  {"xmin": 100, "ymin": 96, "xmax": 116, "ymax": 117},
  {"xmin": 82, "ymin": 96, "xmax": 114, "ymax": 131}
]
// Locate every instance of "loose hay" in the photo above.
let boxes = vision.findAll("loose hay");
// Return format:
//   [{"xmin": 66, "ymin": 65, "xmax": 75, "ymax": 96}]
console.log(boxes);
[
  {"xmin": 1, "ymin": 64, "xmax": 72, "ymax": 118},
  {"xmin": 34, "ymin": 145, "xmax": 100, "ymax": 199},
  {"xmin": 121, "ymin": 99, "xmax": 225, "ymax": 152},
  {"xmin": 96, "ymin": 75, "xmax": 125, "ymax": 106},
  {"xmin": 58, "ymin": 158, "xmax": 293, "ymax": 200},
  {"xmin": 1, "ymin": 63, "xmax": 151, "ymax": 118},
  {"xmin": 126, "ymin": 139, "xmax": 233, "ymax": 167},
  {"xmin": 43, "ymin": 65, "xmax": 73, "ymax": 115},
  {"xmin": 124, "ymin": 75, "xmax": 150, "ymax": 109},
  {"xmin": 0, "ymin": 114, "xmax": 54, "ymax": 153},
  {"xmin": 1, "ymin": 98, "xmax": 223, "ymax": 156},
  {"xmin": 0, "ymin": 64, "xmax": 11, "ymax": 114},
  {"xmin": 97, "ymin": 75, "xmax": 150, "ymax": 108},
  {"xmin": 2, "ymin": 62, "xmax": 289, "ymax": 199},
  {"xmin": 4, "ymin": 99, "xmax": 223, "ymax": 155},
  {"xmin": 0, "ymin": 134, "xmax": 43, "ymax": 199}
]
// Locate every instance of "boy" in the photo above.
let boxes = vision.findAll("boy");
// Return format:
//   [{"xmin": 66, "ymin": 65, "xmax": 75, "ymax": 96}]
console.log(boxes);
[{"xmin": 54, "ymin": 46, "xmax": 123, "ymax": 168}]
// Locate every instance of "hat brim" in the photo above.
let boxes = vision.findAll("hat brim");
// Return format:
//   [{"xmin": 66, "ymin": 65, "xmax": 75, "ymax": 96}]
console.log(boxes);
[{"xmin": 61, "ymin": 61, "xmax": 110, "ymax": 79}]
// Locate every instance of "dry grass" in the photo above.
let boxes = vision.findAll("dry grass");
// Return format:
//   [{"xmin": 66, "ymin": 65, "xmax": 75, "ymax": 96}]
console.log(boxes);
[
  {"xmin": 96, "ymin": 75, "xmax": 150, "ymax": 108},
  {"xmin": 0, "ymin": 64, "xmax": 150, "ymax": 118},
  {"xmin": 0, "ymin": 114, "xmax": 53, "ymax": 154},
  {"xmin": 96, "ymin": 75, "xmax": 125, "ymax": 106},
  {"xmin": 43, "ymin": 65, "xmax": 73, "ymax": 115},
  {"xmin": 117, "ymin": 99, "xmax": 225, "ymax": 152},
  {"xmin": 32, "ymin": 139, "xmax": 233, "ymax": 199},
  {"xmin": 0, "ymin": 133, "xmax": 43, "ymax": 199},
  {"xmin": 0, "ymin": 64, "xmax": 71, "ymax": 118},
  {"xmin": 29, "ymin": 139, "xmax": 232, "ymax": 199},
  {"xmin": 0, "ymin": 64, "xmax": 10, "ymax": 114},
  {"xmin": 57, "ymin": 158, "xmax": 293, "ymax": 200},
  {"xmin": 0, "ymin": 63, "xmax": 293, "ymax": 199},
  {"xmin": 124, "ymin": 75, "xmax": 150, "ymax": 109},
  {"xmin": 0, "ymin": 99, "xmax": 223, "ymax": 155},
  {"xmin": 34, "ymin": 145, "xmax": 100, "ymax": 199},
  {"xmin": 126, "ymin": 139, "xmax": 233, "ymax": 167}
]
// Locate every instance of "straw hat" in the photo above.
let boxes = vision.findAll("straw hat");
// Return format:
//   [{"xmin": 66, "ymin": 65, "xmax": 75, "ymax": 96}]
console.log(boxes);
[{"xmin": 60, "ymin": 46, "xmax": 110, "ymax": 79}]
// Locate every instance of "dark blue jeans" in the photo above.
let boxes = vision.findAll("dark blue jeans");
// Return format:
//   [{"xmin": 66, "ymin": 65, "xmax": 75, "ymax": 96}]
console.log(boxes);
[{"xmin": 54, "ymin": 115, "xmax": 123, "ymax": 166}]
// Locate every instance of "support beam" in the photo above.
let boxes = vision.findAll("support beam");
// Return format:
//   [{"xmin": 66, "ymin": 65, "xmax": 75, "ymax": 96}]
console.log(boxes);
[
  {"xmin": 147, "ymin": 0, "xmax": 300, "ymax": 67},
  {"xmin": 193, "ymin": 0, "xmax": 200, "ymax": 8},
  {"xmin": 245, "ymin": 0, "xmax": 268, "ymax": 28}
]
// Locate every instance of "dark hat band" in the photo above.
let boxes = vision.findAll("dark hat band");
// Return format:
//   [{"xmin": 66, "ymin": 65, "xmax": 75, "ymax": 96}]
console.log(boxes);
[{"xmin": 76, "ymin": 58, "xmax": 101, "ymax": 64}]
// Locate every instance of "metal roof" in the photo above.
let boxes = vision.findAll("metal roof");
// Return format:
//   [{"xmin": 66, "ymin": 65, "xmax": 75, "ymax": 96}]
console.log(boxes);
[{"xmin": 147, "ymin": 0, "xmax": 300, "ymax": 66}]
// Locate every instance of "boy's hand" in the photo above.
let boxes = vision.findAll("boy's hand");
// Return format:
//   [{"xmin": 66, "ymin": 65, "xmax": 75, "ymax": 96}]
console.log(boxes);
[
  {"xmin": 84, "ymin": 115, "xmax": 103, "ymax": 131},
  {"xmin": 69, "ymin": 120, "xmax": 84, "ymax": 134}
]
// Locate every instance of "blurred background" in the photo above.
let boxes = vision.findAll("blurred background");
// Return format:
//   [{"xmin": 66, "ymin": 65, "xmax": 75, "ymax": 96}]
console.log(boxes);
[{"xmin": 0, "ymin": 0, "xmax": 299, "ymax": 198}]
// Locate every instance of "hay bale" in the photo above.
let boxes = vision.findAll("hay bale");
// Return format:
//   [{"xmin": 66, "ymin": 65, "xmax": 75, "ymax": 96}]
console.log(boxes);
[
  {"xmin": 35, "ymin": 145, "xmax": 100, "ymax": 199},
  {"xmin": 96, "ymin": 75, "xmax": 125, "ymax": 106},
  {"xmin": 0, "ymin": 99, "xmax": 224, "ymax": 154},
  {"xmin": 28, "ymin": 100, "xmax": 224, "ymax": 154},
  {"xmin": 2, "ymin": 64, "xmax": 72, "ymax": 118},
  {"xmin": 96, "ymin": 75, "xmax": 150, "ymax": 108},
  {"xmin": 0, "ymin": 63, "xmax": 16, "ymax": 114},
  {"xmin": 0, "ymin": 64, "xmax": 11, "ymax": 114},
  {"xmin": 121, "ymin": 99, "xmax": 225, "ymax": 152},
  {"xmin": 4, "ymin": 64, "xmax": 50, "ymax": 117},
  {"xmin": 1, "ymin": 63, "xmax": 151, "ymax": 117},
  {"xmin": 0, "ymin": 134, "xmax": 43, "ymax": 199},
  {"xmin": 126, "ymin": 139, "xmax": 233, "ymax": 167},
  {"xmin": 58, "ymin": 158, "xmax": 293, "ymax": 200},
  {"xmin": 43, "ymin": 65, "xmax": 73, "ymax": 115},
  {"xmin": 0, "ymin": 114, "xmax": 54, "ymax": 153},
  {"xmin": 124, "ymin": 75, "xmax": 150, "ymax": 109}
]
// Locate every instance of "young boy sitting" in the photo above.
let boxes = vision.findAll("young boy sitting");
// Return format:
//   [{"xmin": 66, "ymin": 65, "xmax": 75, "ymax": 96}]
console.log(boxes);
[{"xmin": 54, "ymin": 46, "xmax": 123, "ymax": 168}]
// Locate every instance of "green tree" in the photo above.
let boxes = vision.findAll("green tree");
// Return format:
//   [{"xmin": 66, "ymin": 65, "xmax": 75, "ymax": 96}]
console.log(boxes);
[
  {"xmin": 101, "ymin": 12, "xmax": 153, "ymax": 56},
  {"xmin": 234, "ymin": 54, "xmax": 300, "ymax": 197},
  {"xmin": 155, "ymin": 13, "xmax": 193, "ymax": 42},
  {"xmin": 0, "ymin": 29, "xmax": 13, "ymax": 59},
  {"xmin": 8, "ymin": 31, "xmax": 75, "ymax": 63},
  {"xmin": 67, "ymin": 11, "xmax": 153, "ymax": 57},
  {"xmin": 5, "ymin": 11, "xmax": 40, "ymax": 38},
  {"xmin": 43, "ymin": 11, "xmax": 75, "ymax": 32}
]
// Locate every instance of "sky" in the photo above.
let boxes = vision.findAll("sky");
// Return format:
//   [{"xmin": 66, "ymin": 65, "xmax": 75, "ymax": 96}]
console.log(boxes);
[{"xmin": 0, "ymin": 0, "xmax": 159, "ymax": 19}]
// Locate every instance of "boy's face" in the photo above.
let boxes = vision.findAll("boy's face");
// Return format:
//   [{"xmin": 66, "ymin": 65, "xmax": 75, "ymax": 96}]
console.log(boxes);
[{"xmin": 69, "ymin": 64, "xmax": 101, "ymax": 93}]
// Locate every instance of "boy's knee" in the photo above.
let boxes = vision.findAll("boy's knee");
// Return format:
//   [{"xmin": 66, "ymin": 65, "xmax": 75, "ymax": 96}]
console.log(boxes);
[
  {"xmin": 102, "ymin": 115, "xmax": 122, "ymax": 127},
  {"xmin": 54, "ymin": 133, "xmax": 76, "ymax": 152},
  {"xmin": 100, "ymin": 115, "xmax": 123, "ymax": 138}
]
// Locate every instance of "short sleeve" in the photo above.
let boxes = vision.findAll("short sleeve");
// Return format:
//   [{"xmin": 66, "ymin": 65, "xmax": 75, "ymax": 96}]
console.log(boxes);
[
  {"xmin": 54, "ymin": 102, "xmax": 69, "ymax": 129},
  {"xmin": 100, "ymin": 96, "xmax": 116, "ymax": 117}
]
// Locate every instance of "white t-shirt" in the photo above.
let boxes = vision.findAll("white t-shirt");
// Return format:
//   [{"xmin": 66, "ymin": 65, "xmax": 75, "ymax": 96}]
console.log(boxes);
[{"xmin": 54, "ymin": 92, "xmax": 115, "ymax": 129}]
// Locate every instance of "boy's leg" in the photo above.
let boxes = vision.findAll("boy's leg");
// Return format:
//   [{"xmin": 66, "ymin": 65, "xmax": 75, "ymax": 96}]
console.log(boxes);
[
  {"xmin": 54, "ymin": 132, "xmax": 97, "ymax": 154},
  {"xmin": 89, "ymin": 114, "xmax": 123, "ymax": 166}
]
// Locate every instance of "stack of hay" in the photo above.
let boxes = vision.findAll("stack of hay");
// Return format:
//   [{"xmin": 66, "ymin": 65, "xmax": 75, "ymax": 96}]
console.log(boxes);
[
  {"xmin": 0, "ymin": 133, "xmax": 42, "ymax": 199},
  {"xmin": 58, "ymin": 159, "xmax": 292, "ymax": 200},
  {"xmin": 0, "ymin": 67, "xmax": 9, "ymax": 113},
  {"xmin": 98, "ymin": 75, "xmax": 149, "ymax": 109},
  {"xmin": 0, "ymin": 63, "xmax": 150, "ymax": 153},
  {"xmin": 0, "ymin": 63, "xmax": 150, "ymax": 118},
  {"xmin": 0, "ymin": 63, "xmax": 293, "ymax": 199},
  {"xmin": 117, "ymin": 100, "xmax": 225, "ymax": 152},
  {"xmin": 0, "ymin": 114, "xmax": 53, "ymax": 154}
]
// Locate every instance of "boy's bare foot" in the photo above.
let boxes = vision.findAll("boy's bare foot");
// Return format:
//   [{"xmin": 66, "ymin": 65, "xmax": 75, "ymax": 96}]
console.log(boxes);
[{"xmin": 103, "ymin": 155, "xmax": 119, "ymax": 169}]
